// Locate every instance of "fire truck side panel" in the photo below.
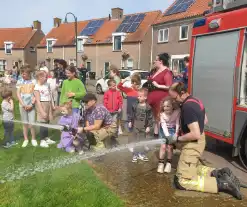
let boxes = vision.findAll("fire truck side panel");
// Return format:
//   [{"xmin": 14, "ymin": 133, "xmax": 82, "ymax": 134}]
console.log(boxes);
[{"xmin": 191, "ymin": 31, "xmax": 239, "ymax": 137}]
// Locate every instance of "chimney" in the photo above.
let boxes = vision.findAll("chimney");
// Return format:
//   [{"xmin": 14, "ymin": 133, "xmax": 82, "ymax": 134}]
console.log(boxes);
[
  {"xmin": 54, "ymin": 17, "xmax": 62, "ymax": 27},
  {"xmin": 108, "ymin": 14, "xmax": 111, "ymax": 21},
  {"xmin": 111, "ymin": 8, "xmax": 123, "ymax": 20},
  {"xmin": 33, "ymin": 20, "xmax": 41, "ymax": 30}
]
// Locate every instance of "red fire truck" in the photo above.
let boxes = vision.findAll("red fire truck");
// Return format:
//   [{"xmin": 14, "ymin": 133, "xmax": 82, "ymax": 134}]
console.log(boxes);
[{"xmin": 189, "ymin": 0, "xmax": 247, "ymax": 169}]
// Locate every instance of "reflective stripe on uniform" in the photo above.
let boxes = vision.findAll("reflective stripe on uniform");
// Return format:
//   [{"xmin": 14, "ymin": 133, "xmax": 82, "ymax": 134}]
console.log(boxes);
[
  {"xmin": 198, "ymin": 166, "xmax": 210, "ymax": 177},
  {"xmin": 197, "ymin": 176, "xmax": 204, "ymax": 192},
  {"xmin": 179, "ymin": 176, "xmax": 205, "ymax": 192}
]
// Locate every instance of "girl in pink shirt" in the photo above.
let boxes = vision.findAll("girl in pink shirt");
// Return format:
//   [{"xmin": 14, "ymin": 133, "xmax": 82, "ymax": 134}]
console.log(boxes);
[{"xmin": 157, "ymin": 96, "xmax": 180, "ymax": 174}]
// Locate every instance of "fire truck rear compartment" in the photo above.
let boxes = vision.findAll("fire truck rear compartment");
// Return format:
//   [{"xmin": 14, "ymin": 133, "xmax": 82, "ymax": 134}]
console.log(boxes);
[{"xmin": 192, "ymin": 31, "xmax": 240, "ymax": 137}]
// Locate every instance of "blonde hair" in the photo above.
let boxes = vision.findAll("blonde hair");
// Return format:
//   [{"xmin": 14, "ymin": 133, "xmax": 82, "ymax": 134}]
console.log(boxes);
[
  {"xmin": 131, "ymin": 73, "xmax": 141, "ymax": 86},
  {"xmin": 35, "ymin": 70, "xmax": 47, "ymax": 80}
]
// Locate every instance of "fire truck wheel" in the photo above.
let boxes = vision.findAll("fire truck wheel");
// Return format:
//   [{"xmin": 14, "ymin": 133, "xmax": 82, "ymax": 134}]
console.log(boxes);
[{"xmin": 239, "ymin": 135, "xmax": 247, "ymax": 170}]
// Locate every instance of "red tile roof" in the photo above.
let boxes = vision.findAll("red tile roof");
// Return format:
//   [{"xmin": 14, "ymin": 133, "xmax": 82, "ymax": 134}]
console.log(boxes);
[
  {"xmin": 0, "ymin": 27, "xmax": 37, "ymax": 48},
  {"xmin": 38, "ymin": 10, "xmax": 161, "ymax": 47},
  {"xmin": 154, "ymin": 0, "xmax": 211, "ymax": 25}
]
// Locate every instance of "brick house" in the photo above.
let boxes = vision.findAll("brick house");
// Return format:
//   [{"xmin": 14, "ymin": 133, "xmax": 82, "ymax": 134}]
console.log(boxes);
[
  {"xmin": 0, "ymin": 21, "xmax": 45, "ymax": 73},
  {"xmin": 37, "ymin": 8, "xmax": 161, "ymax": 77},
  {"xmin": 152, "ymin": 0, "xmax": 211, "ymax": 72}
]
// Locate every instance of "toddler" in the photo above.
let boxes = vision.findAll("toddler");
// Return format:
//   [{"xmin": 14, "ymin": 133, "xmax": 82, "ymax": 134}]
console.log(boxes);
[
  {"xmin": 128, "ymin": 88, "xmax": 153, "ymax": 162},
  {"xmin": 104, "ymin": 79, "xmax": 123, "ymax": 146},
  {"xmin": 57, "ymin": 101, "xmax": 81, "ymax": 153},
  {"xmin": 157, "ymin": 96, "xmax": 180, "ymax": 173},
  {"xmin": 1, "ymin": 90, "xmax": 16, "ymax": 148}
]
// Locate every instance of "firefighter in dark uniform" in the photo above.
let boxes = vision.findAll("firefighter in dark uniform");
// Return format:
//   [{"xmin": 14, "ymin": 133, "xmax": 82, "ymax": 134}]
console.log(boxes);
[{"xmin": 168, "ymin": 82, "xmax": 242, "ymax": 200}]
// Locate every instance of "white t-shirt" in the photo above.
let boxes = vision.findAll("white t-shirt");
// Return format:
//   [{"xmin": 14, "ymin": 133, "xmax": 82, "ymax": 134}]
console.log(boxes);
[{"xmin": 34, "ymin": 83, "xmax": 51, "ymax": 102}]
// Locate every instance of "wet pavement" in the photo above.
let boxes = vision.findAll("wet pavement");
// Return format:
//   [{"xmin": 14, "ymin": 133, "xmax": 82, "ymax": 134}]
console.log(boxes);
[
  {"xmin": 90, "ymin": 147, "xmax": 247, "ymax": 207},
  {"xmin": 85, "ymin": 83, "xmax": 247, "ymax": 206}
]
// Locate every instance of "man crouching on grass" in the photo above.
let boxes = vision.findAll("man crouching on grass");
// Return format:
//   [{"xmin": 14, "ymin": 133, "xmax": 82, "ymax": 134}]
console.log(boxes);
[{"xmin": 77, "ymin": 93, "xmax": 117, "ymax": 150}]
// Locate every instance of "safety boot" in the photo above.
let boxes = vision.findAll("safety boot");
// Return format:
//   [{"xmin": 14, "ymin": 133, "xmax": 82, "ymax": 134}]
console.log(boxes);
[
  {"xmin": 211, "ymin": 167, "xmax": 241, "ymax": 190},
  {"xmin": 216, "ymin": 173, "xmax": 242, "ymax": 200}
]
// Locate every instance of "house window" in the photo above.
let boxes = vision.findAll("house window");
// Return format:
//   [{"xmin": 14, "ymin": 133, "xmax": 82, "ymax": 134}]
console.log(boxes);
[
  {"xmin": 158, "ymin": 28, "xmax": 169, "ymax": 43},
  {"xmin": 77, "ymin": 39, "xmax": 84, "ymax": 52},
  {"xmin": 127, "ymin": 59, "xmax": 134, "ymax": 69},
  {"xmin": 113, "ymin": 36, "xmax": 122, "ymax": 51},
  {"xmin": 69, "ymin": 59, "xmax": 76, "ymax": 66},
  {"xmin": 0, "ymin": 60, "xmax": 7, "ymax": 71},
  {"xmin": 121, "ymin": 60, "xmax": 125, "ymax": 69},
  {"xmin": 180, "ymin": 25, "xmax": 189, "ymax": 40},
  {"xmin": 5, "ymin": 43, "xmax": 13, "ymax": 54},
  {"xmin": 86, "ymin": 61, "xmax": 91, "ymax": 71},
  {"xmin": 46, "ymin": 39, "xmax": 56, "ymax": 53}
]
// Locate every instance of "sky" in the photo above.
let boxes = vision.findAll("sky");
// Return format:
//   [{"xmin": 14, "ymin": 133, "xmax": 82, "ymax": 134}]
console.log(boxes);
[{"xmin": 0, "ymin": 0, "xmax": 173, "ymax": 34}]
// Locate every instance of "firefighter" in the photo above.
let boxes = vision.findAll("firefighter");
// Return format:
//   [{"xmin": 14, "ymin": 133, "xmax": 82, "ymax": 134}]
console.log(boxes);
[{"xmin": 168, "ymin": 82, "xmax": 242, "ymax": 200}]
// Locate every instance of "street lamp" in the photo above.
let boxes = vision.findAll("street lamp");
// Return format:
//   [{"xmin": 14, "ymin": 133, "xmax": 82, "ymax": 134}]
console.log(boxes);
[{"xmin": 64, "ymin": 12, "xmax": 78, "ymax": 67}]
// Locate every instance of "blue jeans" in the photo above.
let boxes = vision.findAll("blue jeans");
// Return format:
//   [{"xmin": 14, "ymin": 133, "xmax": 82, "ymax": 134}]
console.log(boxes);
[
  {"xmin": 3, "ymin": 121, "xmax": 14, "ymax": 144},
  {"xmin": 159, "ymin": 127, "xmax": 175, "ymax": 144}
]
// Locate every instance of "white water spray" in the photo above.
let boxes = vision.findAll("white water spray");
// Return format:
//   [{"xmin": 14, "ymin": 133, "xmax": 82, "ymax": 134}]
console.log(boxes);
[{"xmin": 0, "ymin": 139, "xmax": 162, "ymax": 184}]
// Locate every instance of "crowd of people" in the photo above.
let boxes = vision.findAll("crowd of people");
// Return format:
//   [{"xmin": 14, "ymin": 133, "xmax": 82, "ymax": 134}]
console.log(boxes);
[{"xmin": 0, "ymin": 54, "xmax": 243, "ymax": 200}]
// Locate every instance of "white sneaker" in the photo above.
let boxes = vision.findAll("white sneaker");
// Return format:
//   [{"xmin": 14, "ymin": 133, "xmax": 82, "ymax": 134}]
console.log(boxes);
[
  {"xmin": 22, "ymin": 140, "xmax": 29, "ymax": 148},
  {"xmin": 157, "ymin": 163, "xmax": 165, "ymax": 173},
  {"xmin": 164, "ymin": 162, "xmax": 172, "ymax": 173},
  {"xmin": 32, "ymin": 140, "xmax": 38, "ymax": 147},
  {"xmin": 40, "ymin": 140, "xmax": 49, "ymax": 148},
  {"xmin": 78, "ymin": 150, "xmax": 84, "ymax": 155},
  {"xmin": 68, "ymin": 149, "xmax": 75, "ymax": 154},
  {"xmin": 45, "ymin": 138, "xmax": 56, "ymax": 145}
]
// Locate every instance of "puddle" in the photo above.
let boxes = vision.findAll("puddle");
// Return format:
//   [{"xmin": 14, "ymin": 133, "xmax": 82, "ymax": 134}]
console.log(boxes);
[{"xmin": 91, "ymin": 150, "xmax": 247, "ymax": 207}]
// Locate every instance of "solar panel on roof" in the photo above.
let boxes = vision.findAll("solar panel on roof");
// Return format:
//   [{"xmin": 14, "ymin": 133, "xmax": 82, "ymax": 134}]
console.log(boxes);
[
  {"xmin": 80, "ymin": 20, "xmax": 104, "ymax": 36},
  {"xmin": 164, "ymin": 0, "xmax": 195, "ymax": 16},
  {"xmin": 115, "ymin": 13, "xmax": 146, "ymax": 33}
]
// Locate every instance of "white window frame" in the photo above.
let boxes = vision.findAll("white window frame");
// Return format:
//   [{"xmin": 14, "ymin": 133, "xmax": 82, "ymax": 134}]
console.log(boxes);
[
  {"xmin": 86, "ymin": 61, "xmax": 91, "ymax": 71},
  {"xmin": 46, "ymin": 38, "xmax": 57, "ymax": 53},
  {"xmin": 121, "ymin": 60, "xmax": 125, "ymax": 69},
  {"xmin": 127, "ymin": 58, "xmax": 134, "ymax": 69},
  {"xmin": 179, "ymin": 25, "xmax": 189, "ymax": 41},
  {"xmin": 112, "ymin": 33, "xmax": 127, "ymax": 51},
  {"xmin": 170, "ymin": 54, "xmax": 189, "ymax": 71},
  {"xmin": 0, "ymin": 59, "xmax": 7, "ymax": 71},
  {"xmin": 69, "ymin": 59, "xmax": 76, "ymax": 66},
  {"xmin": 4, "ymin": 42, "xmax": 13, "ymax": 55},
  {"xmin": 158, "ymin": 28, "xmax": 169, "ymax": 43}
]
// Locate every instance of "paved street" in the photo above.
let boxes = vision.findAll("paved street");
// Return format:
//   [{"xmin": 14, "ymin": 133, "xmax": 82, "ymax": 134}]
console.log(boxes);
[{"xmin": 86, "ymin": 80, "xmax": 247, "ymax": 187}]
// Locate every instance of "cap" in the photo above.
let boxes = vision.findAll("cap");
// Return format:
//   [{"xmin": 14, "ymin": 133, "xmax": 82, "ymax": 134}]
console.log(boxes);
[{"xmin": 82, "ymin": 93, "xmax": 97, "ymax": 103}]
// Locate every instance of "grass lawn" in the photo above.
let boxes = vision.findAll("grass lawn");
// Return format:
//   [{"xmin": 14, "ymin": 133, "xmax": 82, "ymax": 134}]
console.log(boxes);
[
  {"xmin": 0, "ymin": 163, "xmax": 124, "ymax": 207},
  {"xmin": 0, "ymin": 98, "xmax": 124, "ymax": 207}
]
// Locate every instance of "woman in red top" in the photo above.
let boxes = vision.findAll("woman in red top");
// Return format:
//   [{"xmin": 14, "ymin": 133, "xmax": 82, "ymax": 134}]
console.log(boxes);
[{"xmin": 147, "ymin": 53, "xmax": 173, "ymax": 137}]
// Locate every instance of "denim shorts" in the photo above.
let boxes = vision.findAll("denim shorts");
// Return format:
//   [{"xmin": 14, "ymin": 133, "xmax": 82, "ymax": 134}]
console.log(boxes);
[{"xmin": 159, "ymin": 127, "xmax": 175, "ymax": 144}]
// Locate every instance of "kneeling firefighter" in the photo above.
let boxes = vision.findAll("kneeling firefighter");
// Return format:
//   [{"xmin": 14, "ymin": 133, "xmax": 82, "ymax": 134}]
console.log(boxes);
[{"xmin": 168, "ymin": 82, "xmax": 242, "ymax": 200}]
